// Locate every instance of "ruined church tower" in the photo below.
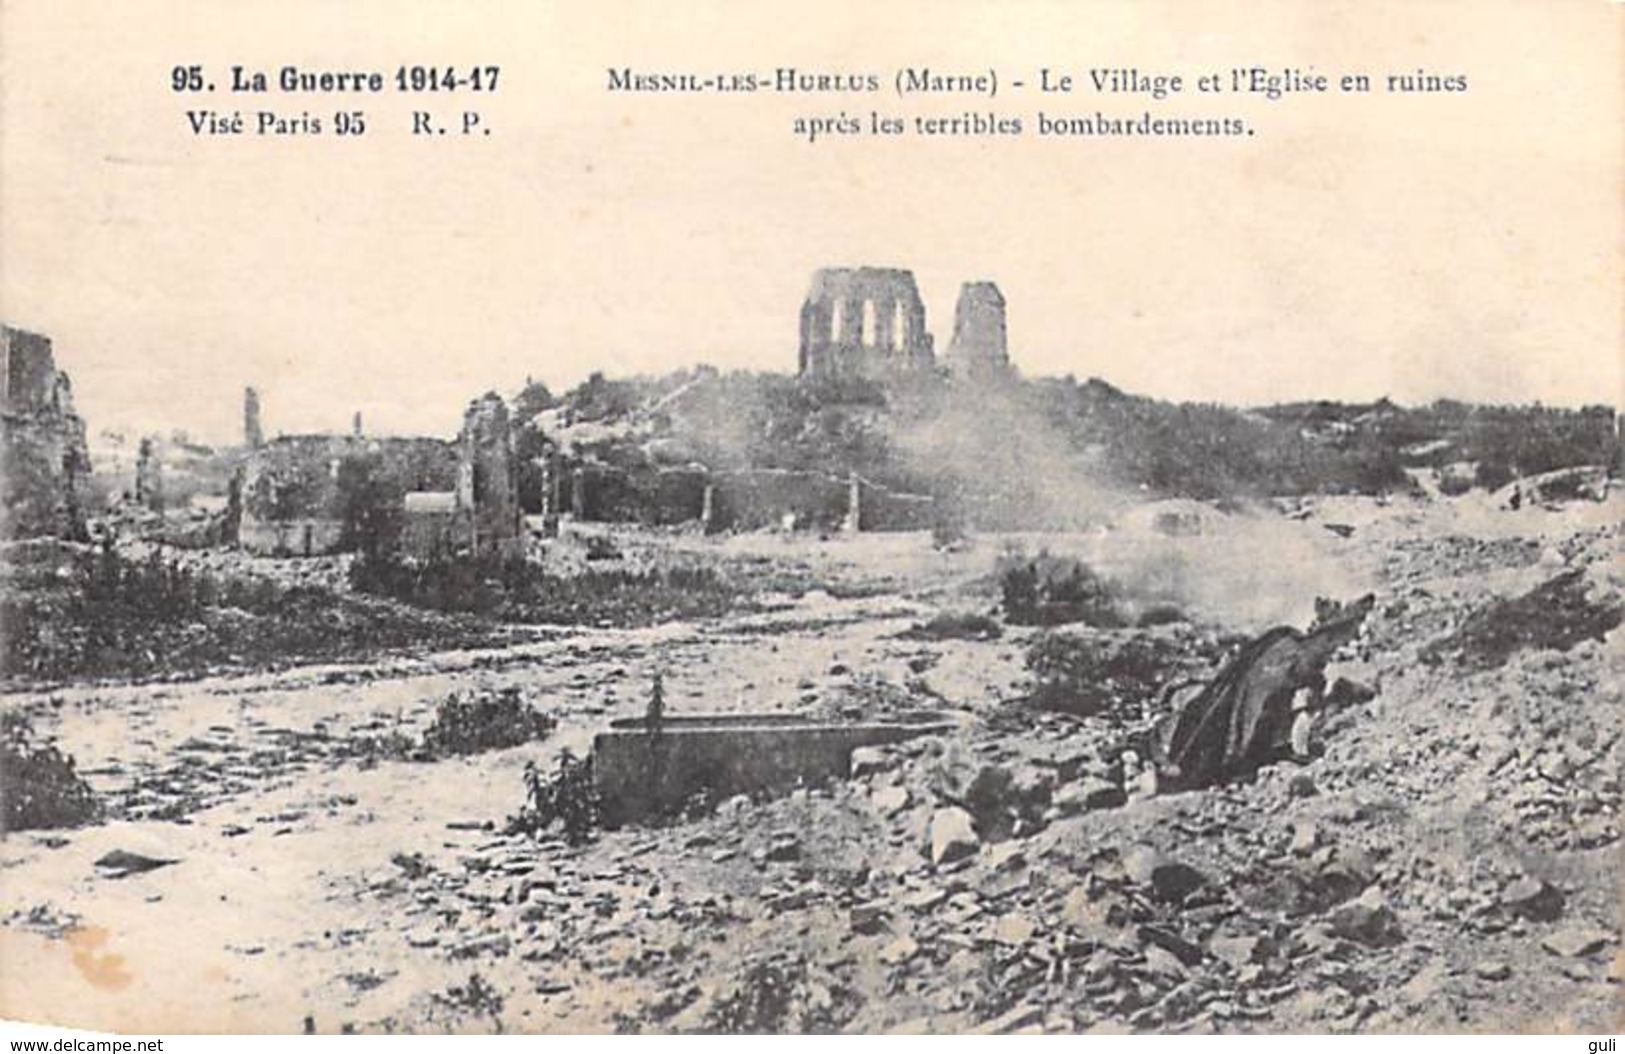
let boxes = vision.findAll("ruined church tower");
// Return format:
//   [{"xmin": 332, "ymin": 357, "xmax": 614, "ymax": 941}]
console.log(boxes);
[
  {"xmin": 945, "ymin": 281, "xmax": 1010, "ymax": 379},
  {"xmin": 798, "ymin": 267, "xmax": 935, "ymax": 379}
]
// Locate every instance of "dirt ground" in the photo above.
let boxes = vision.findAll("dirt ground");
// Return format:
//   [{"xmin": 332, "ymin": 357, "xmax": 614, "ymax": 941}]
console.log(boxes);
[{"xmin": 1, "ymin": 492, "xmax": 1620, "ymax": 1033}]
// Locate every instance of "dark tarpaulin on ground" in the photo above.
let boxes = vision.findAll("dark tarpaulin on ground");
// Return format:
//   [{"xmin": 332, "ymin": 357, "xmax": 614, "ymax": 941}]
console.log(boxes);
[{"xmin": 1151, "ymin": 595, "xmax": 1374, "ymax": 791}]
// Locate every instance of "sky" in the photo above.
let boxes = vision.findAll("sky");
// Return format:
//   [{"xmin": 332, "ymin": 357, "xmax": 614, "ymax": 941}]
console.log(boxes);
[{"xmin": 2, "ymin": 0, "xmax": 1619, "ymax": 445}]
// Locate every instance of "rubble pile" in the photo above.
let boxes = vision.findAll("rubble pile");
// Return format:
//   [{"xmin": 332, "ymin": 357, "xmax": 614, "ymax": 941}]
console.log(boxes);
[
  {"xmin": 0, "ymin": 501, "xmax": 1617, "ymax": 1033},
  {"xmin": 348, "ymin": 520, "xmax": 1619, "ymax": 1033},
  {"xmin": 1023, "ymin": 626, "xmax": 1219, "ymax": 722},
  {"xmin": 1422, "ymin": 568, "xmax": 1621, "ymax": 671}
]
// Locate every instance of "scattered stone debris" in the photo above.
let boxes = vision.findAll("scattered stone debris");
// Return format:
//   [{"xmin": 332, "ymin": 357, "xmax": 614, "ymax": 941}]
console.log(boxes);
[
  {"xmin": 6, "ymin": 903, "xmax": 82, "ymax": 939},
  {"xmin": 1540, "ymin": 928, "xmax": 1615, "ymax": 960},
  {"xmin": 1499, "ymin": 877, "xmax": 1565, "ymax": 922},
  {"xmin": 1326, "ymin": 888, "xmax": 1402, "ymax": 947},
  {"xmin": 1124, "ymin": 848, "xmax": 1208, "ymax": 905},
  {"xmin": 2, "ymin": 480, "xmax": 1619, "ymax": 1034},
  {"xmin": 928, "ymin": 806, "xmax": 979, "ymax": 865},
  {"xmin": 1422, "ymin": 569, "xmax": 1622, "ymax": 671},
  {"xmin": 701, "ymin": 953, "xmax": 860, "ymax": 1033}
]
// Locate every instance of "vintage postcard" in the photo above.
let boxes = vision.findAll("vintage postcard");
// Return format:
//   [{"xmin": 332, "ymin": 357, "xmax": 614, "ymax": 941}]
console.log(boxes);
[{"xmin": 0, "ymin": 0, "xmax": 1619, "ymax": 1037}]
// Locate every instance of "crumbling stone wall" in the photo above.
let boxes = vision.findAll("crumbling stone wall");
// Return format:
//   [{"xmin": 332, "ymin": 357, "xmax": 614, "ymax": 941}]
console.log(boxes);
[
  {"xmin": 563, "ymin": 462, "xmax": 709, "ymax": 526},
  {"xmin": 945, "ymin": 281, "xmax": 1010, "ymax": 379},
  {"xmin": 852, "ymin": 476, "xmax": 938, "ymax": 531},
  {"xmin": 712, "ymin": 469, "xmax": 850, "ymax": 531},
  {"xmin": 236, "ymin": 396, "xmax": 532, "ymax": 560},
  {"xmin": 700, "ymin": 469, "xmax": 935, "ymax": 532},
  {"xmin": 4, "ymin": 328, "xmax": 57, "ymax": 411},
  {"xmin": 556, "ymin": 458, "xmax": 937, "ymax": 534},
  {"xmin": 1, "ymin": 325, "xmax": 90, "ymax": 541},
  {"xmin": 799, "ymin": 267, "xmax": 935, "ymax": 380}
]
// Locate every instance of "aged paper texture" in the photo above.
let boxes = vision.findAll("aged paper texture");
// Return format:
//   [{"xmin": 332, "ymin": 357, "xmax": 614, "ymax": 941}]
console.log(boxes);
[{"xmin": 1, "ymin": 0, "xmax": 1620, "ymax": 1035}]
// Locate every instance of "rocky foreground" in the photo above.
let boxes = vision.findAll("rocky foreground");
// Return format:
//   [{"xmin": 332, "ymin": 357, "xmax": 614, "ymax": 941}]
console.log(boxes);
[{"xmin": 0, "ymin": 496, "xmax": 1620, "ymax": 1033}]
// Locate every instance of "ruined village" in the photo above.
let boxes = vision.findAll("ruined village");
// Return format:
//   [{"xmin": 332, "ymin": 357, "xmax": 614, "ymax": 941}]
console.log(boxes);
[{"xmin": 0, "ymin": 267, "xmax": 1620, "ymax": 1034}]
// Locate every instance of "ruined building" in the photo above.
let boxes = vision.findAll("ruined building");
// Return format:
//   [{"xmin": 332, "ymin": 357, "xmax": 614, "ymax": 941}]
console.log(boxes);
[
  {"xmin": 235, "ymin": 390, "xmax": 460, "ymax": 556},
  {"xmin": 945, "ymin": 281, "xmax": 1011, "ymax": 379},
  {"xmin": 1, "ymin": 324, "xmax": 91, "ymax": 540},
  {"xmin": 237, "ymin": 434, "xmax": 363, "ymax": 556},
  {"xmin": 237, "ymin": 434, "xmax": 460, "ymax": 557},
  {"xmin": 798, "ymin": 267, "xmax": 1017, "ymax": 383},
  {"xmin": 234, "ymin": 391, "xmax": 525, "ymax": 560},
  {"xmin": 798, "ymin": 267, "xmax": 935, "ymax": 379}
]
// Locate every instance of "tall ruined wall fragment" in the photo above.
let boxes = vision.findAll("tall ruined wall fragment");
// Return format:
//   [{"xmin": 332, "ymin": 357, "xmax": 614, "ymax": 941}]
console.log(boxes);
[
  {"xmin": 1, "ymin": 325, "xmax": 91, "ymax": 540},
  {"xmin": 456, "ymin": 392, "xmax": 522, "ymax": 556},
  {"xmin": 945, "ymin": 281, "xmax": 1010, "ymax": 379},
  {"xmin": 243, "ymin": 387, "xmax": 264, "ymax": 448}
]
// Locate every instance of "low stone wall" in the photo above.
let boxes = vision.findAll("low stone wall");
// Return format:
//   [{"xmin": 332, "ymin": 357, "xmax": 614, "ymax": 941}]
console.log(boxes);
[
  {"xmin": 857, "ymin": 483, "xmax": 937, "ymax": 531},
  {"xmin": 565, "ymin": 462, "xmax": 938, "ymax": 533},
  {"xmin": 593, "ymin": 714, "xmax": 951, "ymax": 826}
]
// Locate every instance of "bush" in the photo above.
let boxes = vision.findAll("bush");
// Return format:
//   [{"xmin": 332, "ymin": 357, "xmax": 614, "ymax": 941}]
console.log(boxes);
[
  {"xmin": 422, "ymin": 688, "xmax": 556, "ymax": 758},
  {"xmin": 433, "ymin": 972, "xmax": 505, "ymax": 1031},
  {"xmin": 1437, "ymin": 471, "xmax": 1474, "ymax": 497},
  {"xmin": 508, "ymin": 750, "xmax": 598, "ymax": 844},
  {"xmin": 998, "ymin": 550, "xmax": 1124, "ymax": 627},
  {"xmin": 931, "ymin": 516, "xmax": 970, "ymax": 551},
  {"xmin": 1136, "ymin": 603, "xmax": 1188, "ymax": 627},
  {"xmin": 0, "ymin": 712, "xmax": 102, "ymax": 832},
  {"xmin": 899, "ymin": 611, "xmax": 1003, "ymax": 642}
]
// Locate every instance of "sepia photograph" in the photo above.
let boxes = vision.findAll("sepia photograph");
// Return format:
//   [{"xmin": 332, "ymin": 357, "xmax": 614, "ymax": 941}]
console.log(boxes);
[{"xmin": 0, "ymin": 0, "xmax": 1620, "ymax": 1039}]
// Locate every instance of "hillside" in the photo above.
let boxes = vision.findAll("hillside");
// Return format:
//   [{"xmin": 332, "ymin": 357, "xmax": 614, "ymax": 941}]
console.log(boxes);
[{"xmin": 524, "ymin": 369, "xmax": 1618, "ymax": 528}]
